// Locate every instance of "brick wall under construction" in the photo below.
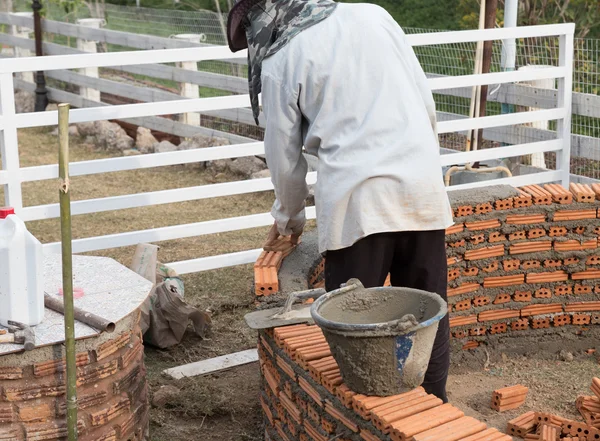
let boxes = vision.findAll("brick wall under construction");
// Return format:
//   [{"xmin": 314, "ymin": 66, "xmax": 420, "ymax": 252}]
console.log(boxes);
[{"xmin": 254, "ymin": 183, "xmax": 600, "ymax": 441}]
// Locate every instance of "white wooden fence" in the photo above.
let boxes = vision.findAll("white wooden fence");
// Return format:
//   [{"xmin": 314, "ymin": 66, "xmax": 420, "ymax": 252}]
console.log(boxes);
[{"xmin": 0, "ymin": 23, "xmax": 575, "ymax": 274}]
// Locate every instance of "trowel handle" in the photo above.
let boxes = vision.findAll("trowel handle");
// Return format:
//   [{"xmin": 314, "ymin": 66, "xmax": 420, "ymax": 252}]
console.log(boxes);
[
  {"xmin": 280, "ymin": 288, "xmax": 327, "ymax": 315},
  {"xmin": 0, "ymin": 334, "xmax": 15, "ymax": 344}
]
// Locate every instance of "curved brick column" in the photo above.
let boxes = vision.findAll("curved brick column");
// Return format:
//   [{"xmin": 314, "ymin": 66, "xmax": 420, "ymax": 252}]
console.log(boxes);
[{"xmin": 0, "ymin": 312, "xmax": 148, "ymax": 441}]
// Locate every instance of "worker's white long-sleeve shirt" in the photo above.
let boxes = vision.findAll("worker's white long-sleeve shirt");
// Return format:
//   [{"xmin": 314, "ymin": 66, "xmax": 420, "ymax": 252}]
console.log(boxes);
[{"xmin": 261, "ymin": 2, "xmax": 454, "ymax": 254}]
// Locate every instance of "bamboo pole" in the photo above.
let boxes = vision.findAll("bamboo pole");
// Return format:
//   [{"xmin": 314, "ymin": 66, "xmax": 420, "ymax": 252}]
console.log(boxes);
[{"xmin": 58, "ymin": 103, "xmax": 78, "ymax": 441}]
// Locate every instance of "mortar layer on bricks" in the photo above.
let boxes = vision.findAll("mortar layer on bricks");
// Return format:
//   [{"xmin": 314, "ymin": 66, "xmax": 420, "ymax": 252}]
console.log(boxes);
[
  {"xmin": 254, "ymin": 184, "xmax": 600, "ymax": 441},
  {"xmin": 255, "ymin": 184, "xmax": 600, "ymax": 352},
  {"xmin": 0, "ymin": 255, "xmax": 153, "ymax": 441}
]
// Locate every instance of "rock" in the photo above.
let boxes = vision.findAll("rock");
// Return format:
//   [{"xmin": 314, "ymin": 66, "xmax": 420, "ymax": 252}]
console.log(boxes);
[
  {"xmin": 14, "ymin": 91, "xmax": 34, "ymax": 114},
  {"xmin": 152, "ymin": 385, "xmax": 180, "ymax": 408},
  {"xmin": 122, "ymin": 149, "xmax": 141, "ymax": 156},
  {"xmin": 155, "ymin": 140, "xmax": 177, "ymax": 153},
  {"xmin": 251, "ymin": 169, "xmax": 271, "ymax": 180},
  {"xmin": 559, "ymin": 350, "xmax": 573, "ymax": 362},
  {"xmin": 77, "ymin": 122, "xmax": 97, "ymax": 137},
  {"xmin": 50, "ymin": 125, "xmax": 80, "ymax": 137},
  {"xmin": 136, "ymin": 127, "xmax": 158, "ymax": 154},
  {"xmin": 228, "ymin": 156, "xmax": 267, "ymax": 178},
  {"xmin": 178, "ymin": 134, "xmax": 230, "ymax": 150},
  {"xmin": 207, "ymin": 159, "xmax": 233, "ymax": 173},
  {"xmin": 45, "ymin": 103, "xmax": 58, "ymax": 112},
  {"xmin": 93, "ymin": 120, "xmax": 134, "ymax": 152}
]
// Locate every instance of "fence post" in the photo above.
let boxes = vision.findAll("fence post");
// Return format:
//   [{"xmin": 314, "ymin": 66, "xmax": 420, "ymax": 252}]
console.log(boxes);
[
  {"xmin": 10, "ymin": 12, "xmax": 34, "ymax": 84},
  {"xmin": 76, "ymin": 18, "xmax": 105, "ymax": 102},
  {"xmin": 170, "ymin": 33, "xmax": 205, "ymax": 127},
  {"xmin": 556, "ymin": 28, "xmax": 575, "ymax": 187},
  {"xmin": 0, "ymin": 72, "xmax": 24, "ymax": 212}
]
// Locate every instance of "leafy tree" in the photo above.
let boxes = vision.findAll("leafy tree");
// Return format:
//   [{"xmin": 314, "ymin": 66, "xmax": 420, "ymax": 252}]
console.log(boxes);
[
  {"xmin": 458, "ymin": 0, "xmax": 600, "ymax": 38},
  {"xmin": 339, "ymin": 0, "xmax": 461, "ymax": 30}
]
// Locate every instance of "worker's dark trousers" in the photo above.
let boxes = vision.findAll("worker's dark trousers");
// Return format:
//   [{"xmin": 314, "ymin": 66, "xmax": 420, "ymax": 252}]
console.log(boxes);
[{"xmin": 324, "ymin": 230, "xmax": 450, "ymax": 403}]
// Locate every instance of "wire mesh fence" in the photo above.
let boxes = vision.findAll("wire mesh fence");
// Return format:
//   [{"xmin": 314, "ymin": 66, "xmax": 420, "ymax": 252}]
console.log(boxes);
[{"xmin": 7, "ymin": 2, "xmax": 600, "ymax": 178}]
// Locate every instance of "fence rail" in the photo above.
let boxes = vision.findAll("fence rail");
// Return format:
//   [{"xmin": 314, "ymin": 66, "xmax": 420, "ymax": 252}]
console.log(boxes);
[{"xmin": 0, "ymin": 23, "xmax": 577, "ymax": 274}]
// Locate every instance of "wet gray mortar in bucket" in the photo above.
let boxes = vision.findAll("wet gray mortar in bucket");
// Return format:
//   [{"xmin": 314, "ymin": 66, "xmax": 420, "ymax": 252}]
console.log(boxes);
[{"xmin": 312, "ymin": 283, "xmax": 445, "ymax": 396}]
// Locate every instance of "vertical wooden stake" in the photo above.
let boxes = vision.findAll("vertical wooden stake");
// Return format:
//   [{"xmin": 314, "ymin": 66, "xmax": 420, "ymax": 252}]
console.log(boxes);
[{"xmin": 58, "ymin": 103, "xmax": 78, "ymax": 441}]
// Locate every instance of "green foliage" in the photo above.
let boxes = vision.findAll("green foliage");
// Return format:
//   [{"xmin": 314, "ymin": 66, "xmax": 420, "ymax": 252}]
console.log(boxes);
[
  {"xmin": 338, "ymin": 0, "xmax": 461, "ymax": 29},
  {"xmin": 458, "ymin": 0, "xmax": 600, "ymax": 38}
]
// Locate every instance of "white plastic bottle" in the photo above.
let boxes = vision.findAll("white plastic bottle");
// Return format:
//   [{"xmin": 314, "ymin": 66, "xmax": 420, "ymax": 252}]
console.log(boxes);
[{"xmin": 0, "ymin": 207, "xmax": 44, "ymax": 327}]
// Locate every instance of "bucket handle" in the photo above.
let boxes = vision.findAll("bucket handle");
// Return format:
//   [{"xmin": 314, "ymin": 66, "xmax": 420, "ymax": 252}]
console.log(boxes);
[{"xmin": 272, "ymin": 282, "xmax": 360, "ymax": 319}]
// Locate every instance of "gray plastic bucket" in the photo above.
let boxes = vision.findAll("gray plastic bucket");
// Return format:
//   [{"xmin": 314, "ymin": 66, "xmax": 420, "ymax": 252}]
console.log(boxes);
[{"xmin": 310, "ymin": 279, "xmax": 447, "ymax": 396}]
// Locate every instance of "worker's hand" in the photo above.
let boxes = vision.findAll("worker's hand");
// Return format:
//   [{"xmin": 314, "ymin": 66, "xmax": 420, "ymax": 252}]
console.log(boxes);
[{"xmin": 264, "ymin": 222, "xmax": 302, "ymax": 253}]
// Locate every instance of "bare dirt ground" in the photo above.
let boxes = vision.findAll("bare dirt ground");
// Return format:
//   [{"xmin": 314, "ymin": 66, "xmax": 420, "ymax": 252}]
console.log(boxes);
[{"xmin": 5, "ymin": 128, "xmax": 600, "ymax": 441}]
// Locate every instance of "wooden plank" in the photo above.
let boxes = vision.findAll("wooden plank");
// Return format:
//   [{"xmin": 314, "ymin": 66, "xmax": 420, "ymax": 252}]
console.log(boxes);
[{"xmin": 163, "ymin": 349, "xmax": 259, "ymax": 379}]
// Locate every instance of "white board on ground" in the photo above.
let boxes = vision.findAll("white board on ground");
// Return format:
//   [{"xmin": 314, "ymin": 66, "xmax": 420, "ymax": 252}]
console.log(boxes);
[{"xmin": 163, "ymin": 348, "xmax": 259, "ymax": 380}]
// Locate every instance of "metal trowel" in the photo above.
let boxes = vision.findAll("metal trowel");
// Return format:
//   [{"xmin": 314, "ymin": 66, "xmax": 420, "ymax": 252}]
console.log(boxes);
[
  {"xmin": 244, "ymin": 288, "xmax": 326, "ymax": 330},
  {"xmin": 244, "ymin": 283, "xmax": 359, "ymax": 330}
]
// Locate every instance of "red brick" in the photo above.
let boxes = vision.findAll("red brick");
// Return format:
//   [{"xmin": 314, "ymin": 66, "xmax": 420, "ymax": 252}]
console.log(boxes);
[
  {"xmin": 483, "ymin": 274, "xmax": 525, "ymax": 288},
  {"xmin": 478, "ymin": 309, "xmax": 520, "ymax": 322},
  {"xmin": 509, "ymin": 241, "xmax": 552, "ymax": 255},
  {"xmin": 555, "ymin": 240, "xmax": 597, "ymax": 252},
  {"xmin": 77, "ymin": 359, "xmax": 119, "ymax": 386},
  {"xmin": 469, "ymin": 325, "xmax": 487, "ymax": 336},
  {"xmin": 450, "ymin": 315, "xmax": 478, "ymax": 327},
  {"xmin": 470, "ymin": 234, "xmax": 485, "ymax": 245},
  {"xmin": 526, "ymin": 271, "xmax": 568, "ymax": 284},
  {"xmin": 531, "ymin": 317, "xmax": 551, "ymax": 329},
  {"xmin": 454, "ymin": 299, "xmax": 471, "ymax": 312},
  {"xmin": 17, "ymin": 402, "xmax": 53, "ymax": 422},
  {"xmin": 549, "ymin": 226, "xmax": 568, "ymax": 237},
  {"xmin": 553, "ymin": 314, "xmax": 572, "ymax": 327},
  {"xmin": 482, "ymin": 261, "xmax": 500, "ymax": 273},
  {"xmin": 521, "ymin": 260, "xmax": 541, "ymax": 270},
  {"xmin": 573, "ymin": 269, "xmax": 600, "ymax": 280},
  {"xmin": 448, "ymin": 268, "xmax": 460, "ymax": 281},
  {"xmin": 554, "ymin": 209, "xmax": 597, "ymax": 221},
  {"xmin": 462, "ymin": 267, "xmax": 479, "ymax": 277},
  {"xmin": 493, "ymin": 293, "xmax": 512, "ymax": 304},
  {"xmin": 503, "ymin": 259, "xmax": 521, "ymax": 272},
  {"xmin": 544, "ymin": 259, "xmax": 562, "ymax": 268},
  {"xmin": 555, "ymin": 285, "xmax": 573, "ymax": 296},
  {"xmin": 489, "ymin": 232, "xmax": 507, "ymax": 243},
  {"xmin": 90, "ymin": 397, "xmax": 130, "ymax": 427},
  {"xmin": 0, "ymin": 367, "xmax": 23, "ymax": 380},
  {"xmin": 448, "ymin": 283, "xmax": 480, "ymax": 297},
  {"xmin": 506, "ymin": 214, "xmax": 546, "ymax": 225},
  {"xmin": 521, "ymin": 185, "xmax": 552, "ymax": 205},
  {"xmin": 574, "ymin": 284, "xmax": 593, "ymax": 295},
  {"xmin": 472, "ymin": 295, "xmax": 491, "ymax": 307},
  {"xmin": 520, "ymin": 303, "xmax": 563, "ymax": 316},
  {"xmin": 509, "ymin": 231, "xmax": 527, "ymax": 241},
  {"xmin": 490, "ymin": 323, "xmax": 508, "ymax": 335},
  {"xmin": 495, "ymin": 198, "xmax": 514, "ymax": 210},
  {"xmin": 464, "ymin": 245, "xmax": 505, "ymax": 261},
  {"xmin": 455, "ymin": 205, "xmax": 474, "ymax": 217},
  {"xmin": 534, "ymin": 288, "xmax": 552, "ymax": 299},
  {"xmin": 572, "ymin": 313, "xmax": 592, "ymax": 326},
  {"xmin": 475, "ymin": 202, "xmax": 494, "ymax": 214},
  {"xmin": 95, "ymin": 332, "xmax": 132, "ymax": 361},
  {"xmin": 513, "ymin": 291, "xmax": 532, "ymax": 302},
  {"xmin": 511, "ymin": 319, "xmax": 529, "ymax": 331},
  {"xmin": 34, "ymin": 352, "xmax": 90, "ymax": 377}
]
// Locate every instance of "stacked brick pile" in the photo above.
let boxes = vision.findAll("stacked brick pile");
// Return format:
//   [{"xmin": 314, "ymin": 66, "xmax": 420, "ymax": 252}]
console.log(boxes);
[
  {"xmin": 259, "ymin": 324, "xmax": 511, "ymax": 441},
  {"xmin": 0, "ymin": 314, "xmax": 148, "ymax": 441}
]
